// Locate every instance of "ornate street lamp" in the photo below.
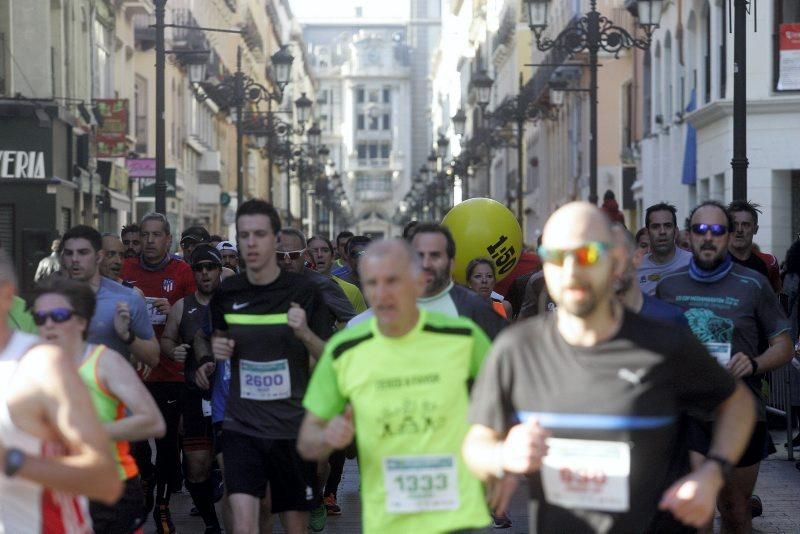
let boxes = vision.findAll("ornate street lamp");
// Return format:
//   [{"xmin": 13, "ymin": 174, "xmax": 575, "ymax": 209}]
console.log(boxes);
[
  {"xmin": 452, "ymin": 108, "xmax": 467, "ymax": 137},
  {"xmin": 294, "ymin": 93, "xmax": 313, "ymax": 125},
  {"xmin": 470, "ymin": 70, "xmax": 493, "ymax": 109},
  {"xmin": 270, "ymin": 46, "xmax": 294, "ymax": 89}
]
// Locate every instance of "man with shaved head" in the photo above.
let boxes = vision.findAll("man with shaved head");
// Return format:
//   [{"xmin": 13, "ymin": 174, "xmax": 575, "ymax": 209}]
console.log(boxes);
[
  {"xmin": 464, "ymin": 201, "xmax": 756, "ymax": 533},
  {"xmin": 298, "ymin": 239, "xmax": 493, "ymax": 533}
]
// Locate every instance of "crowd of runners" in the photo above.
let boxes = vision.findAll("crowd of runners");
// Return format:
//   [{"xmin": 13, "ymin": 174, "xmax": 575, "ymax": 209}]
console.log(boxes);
[{"xmin": 1, "ymin": 195, "xmax": 800, "ymax": 534}]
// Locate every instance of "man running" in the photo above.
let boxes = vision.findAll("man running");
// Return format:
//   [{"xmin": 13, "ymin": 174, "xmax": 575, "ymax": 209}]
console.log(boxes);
[
  {"xmin": 121, "ymin": 212, "xmax": 196, "ymax": 532},
  {"xmin": 121, "ymin": 224, "xmax": 142, "ymax": 259},
  {"xmin": 331, "ymin": 231, "xmax": 354, "ymax": 275},
  {"xmin": 637, "ymin": 203, "xmax": 692, "ymax": 295},
  {"xmin": 61, "ymin": 225, "xmax": 158, "ymax": 367},
  {"xmin": 657, "ymin": 200, "xmax": 794, "ymax": 533},
  {"xmin": 181, "ymin": 226, "xmax": 212, "ymax": 262},
  {"xmin": 298, "ymin": 239, "xmax": 492, "ymax": 533},
  {"xmin": 308, "ymin": 235, "xmax": 367, "ymax": 315},
  {"xmin": 337, "ymin": 236, "xmax": 371, "ymax": 290},
  {"xmin": 100, "ymin": 233, "xmax": 144, "ymax": 296},
  {"xmin": 217, "ymin": 240, "xmax": 240, "ymax": 273},
  {"xmin": 161, "ymin": 244, "xmax": 223, "ymax": 533},
  {"xmin": 0, "ymin": 248, "xmax": 122, "ymax": 531},
  {"xmin": 727, "ymin": 200, "xmax": 781, "ymax": 293},
  {"xmin": 210, "ymin": 199, "xmax": 332, "ymax": 534},
  {"xmin": 463, "ymin": 202, "xmax": 757, "ymax": 533}
]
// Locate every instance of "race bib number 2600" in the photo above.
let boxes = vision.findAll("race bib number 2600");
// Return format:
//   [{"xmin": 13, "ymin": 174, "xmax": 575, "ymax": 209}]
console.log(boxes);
[{"xmin": 239, "ymin": 359, "xmax": 291, "ymax": 401}]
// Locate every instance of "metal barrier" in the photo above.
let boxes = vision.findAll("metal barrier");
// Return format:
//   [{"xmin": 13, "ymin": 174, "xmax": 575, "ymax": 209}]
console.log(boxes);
[{"xmin": 766, "ymin": 364, "xmax": 794, "ymax": 461}]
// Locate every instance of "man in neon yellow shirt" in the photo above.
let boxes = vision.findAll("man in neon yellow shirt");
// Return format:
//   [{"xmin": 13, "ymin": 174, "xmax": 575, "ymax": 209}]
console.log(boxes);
[
  {"xmin": 8, "ymin": 295, "xmax": 36, "ymax": 334},
  {"xmin": 298, "ymin": 239, "xmax": 491, "ymax": 533}
]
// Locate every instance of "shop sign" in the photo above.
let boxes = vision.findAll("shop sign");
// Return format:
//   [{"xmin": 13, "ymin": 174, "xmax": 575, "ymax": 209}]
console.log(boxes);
[
  {"xmin": 778, "ymin": 23, "xmax": 800, "ymax": 91},
  {"xmin": 0, "ymin": 150, "xmax": 46, "ymax": 179},
  {"xmin": 126, "ymin": 158, "xmax": 156, "ymax": 179},
  {"xmin": 95, "ymin": 99, "xmax": 129, "ymax": 157}
]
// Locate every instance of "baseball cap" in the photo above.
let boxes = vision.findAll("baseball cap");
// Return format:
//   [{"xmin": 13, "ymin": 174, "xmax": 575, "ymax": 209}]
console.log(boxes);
[
  {"xmin": 190, "ymin": 244, "xmax": 223, "ymax": 267},
  {"xmin": 181, "ymin": 226, "xmax": 211, "ymax": 244},
  {"xmin": 216, "ymin": 240, "xmax": 238, "ymax": 253}
]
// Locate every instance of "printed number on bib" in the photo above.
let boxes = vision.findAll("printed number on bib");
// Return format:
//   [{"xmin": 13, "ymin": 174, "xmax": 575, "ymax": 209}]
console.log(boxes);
[
  {"xmin": 542, "ymin": 438, "xmax": 630, "ymax": 512},
  {"xmin": 144, "ymin": 297, "xmax": 166, "ymax": 325},
  {"xmin": 239, "ymin": 359, "xmax": 291, "ymax": 401},
  {"xmin": 704, "ymin": 342, "xmax": 731, "ymax": 366},
  {"xmin": 383, "ymin": 455, "xmax": 459, "ymax": 514}
]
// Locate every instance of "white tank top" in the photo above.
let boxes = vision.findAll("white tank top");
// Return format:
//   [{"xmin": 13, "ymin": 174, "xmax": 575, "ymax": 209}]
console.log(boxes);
[{"xmin": 0, "ymin": 331, "xmax": 92, "ymax": 533}]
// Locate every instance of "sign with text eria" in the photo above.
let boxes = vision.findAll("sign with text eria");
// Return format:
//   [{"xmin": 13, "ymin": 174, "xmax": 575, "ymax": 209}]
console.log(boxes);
[{"xmin": 0, "ymin": 151, "xmax": 46, "ymax": 179}]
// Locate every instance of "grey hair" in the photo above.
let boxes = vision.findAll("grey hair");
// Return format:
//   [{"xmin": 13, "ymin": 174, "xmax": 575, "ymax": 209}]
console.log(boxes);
[
  {"xmin": 140, "ymin": 212, "xmax": 171, "ymax": 235},
  {"xmin": 278, "ymin": 228, "xmax": 307, "ymax": 249},
  {"xmin": 0, "ymin": 248, "xmax": 17, "ymax": 287},
  {"xmin": 362, "ymin": 239, "xmax": 422, "ymax": 275}
]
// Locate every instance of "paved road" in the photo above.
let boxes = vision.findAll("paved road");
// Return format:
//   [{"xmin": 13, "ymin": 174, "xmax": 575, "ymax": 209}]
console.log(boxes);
[{"xmin": 149, "ymin": 431, "xmax": 800, "ymax": 533}]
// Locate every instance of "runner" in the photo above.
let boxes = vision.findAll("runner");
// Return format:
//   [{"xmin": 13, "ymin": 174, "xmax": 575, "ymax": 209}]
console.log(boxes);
[
  {"xmin": 161, "ymin": 244, "xmax": 223, "ymax": 534},
  {"xmin": 121, "ymin": 224, "xmax": 142, "ymax": 259},
  {"xmin": 180, "ymin": 226, "xmax": 211, "ymax": 262},
  {"xmin": 463, "ymin": 202, "xmax": 757, "ymax": 533},
  {"xmin": 0, "ymin": 248, "xmax": 121, "ymax": 531},
  {"xmin": 657, "ymin": 200, "xmax": 794, "ymax": 533},
  {"xmin": 634, "ymin": 227, "xmax": 650, "ymax": 265},
  {"xmin": 121, "ymin": 212, "xmax": 196, "ymax": 532},
  {"xmin": 727, "ymin": 200, "xmax": 782, "ymax": 293},
  {"xmin": 33, "ymin": 276, "xmax": 166, "ymax": 533},
  {"xmin": 61, "ymin": 225, "xmax": 158, "ymax": 368},
  {"xmin": 336, "ymin": 236, "xmax": 372, "ymax": 290},
  {"xmin": 100, "ymin": 233, "xmax": 144, "ymax": 296},
  {"xmin": 637, "ymin": 203, "xmax": 692, "ymax": 295},
  {"xmin": 308, "ymin": 235, "xmax": 368, "ymax": 315},
  {"xmin": 216, "ymin": 241, "xmax": 240, "ymax": 273},
  {"xmin": 466, "ymin": 258, "xmax": 512, "ymax": 319},
  {"xmin": 331, "ymin": 231, "xmax": 355, "ymax": 275},
  {"xmin": 298, "ymin": 239, "xmax": 492, "ymax": 533},
  {"xmin": 210, "ymin": 199, "xmax": 332, "ymax": 534}
]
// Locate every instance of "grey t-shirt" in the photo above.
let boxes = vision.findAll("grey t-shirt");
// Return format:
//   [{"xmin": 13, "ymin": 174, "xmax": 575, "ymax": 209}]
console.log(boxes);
[
  {"xmin": 637, "ymin": 248, "xmax": 692, "ymax": 296},
  {"xmin": 88, "ymin": 277, "xmax": 154, "ymax": 358},
  {"xmin": 656, "ymin": 263, "xmax": 790, "ymax": 415}
]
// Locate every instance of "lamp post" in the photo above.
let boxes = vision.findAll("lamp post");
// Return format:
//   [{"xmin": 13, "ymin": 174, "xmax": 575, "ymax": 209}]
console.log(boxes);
[{"xmin": 525, "ymin": 0, "xmax": 663, "ymax": 204}]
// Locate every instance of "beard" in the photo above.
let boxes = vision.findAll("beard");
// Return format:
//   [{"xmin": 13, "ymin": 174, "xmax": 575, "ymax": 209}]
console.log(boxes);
[
  {"xmin": 694, "ymin": 244, "xmax": 726, "ymax": 271},
  {"xmin": 424, "ymin": 266, "xmax": 451, "ymax": 296}
]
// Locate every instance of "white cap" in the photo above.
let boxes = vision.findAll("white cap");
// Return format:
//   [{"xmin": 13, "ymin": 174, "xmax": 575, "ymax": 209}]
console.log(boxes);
[{"xmin": 216, "ymin": 241, "xmax": 237, "ymax": 253}]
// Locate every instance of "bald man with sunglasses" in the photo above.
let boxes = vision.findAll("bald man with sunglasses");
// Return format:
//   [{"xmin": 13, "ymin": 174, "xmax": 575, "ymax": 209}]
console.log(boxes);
[{"xmin": 464, "ymin": 202, "xmax": 756, "ymax": 534}]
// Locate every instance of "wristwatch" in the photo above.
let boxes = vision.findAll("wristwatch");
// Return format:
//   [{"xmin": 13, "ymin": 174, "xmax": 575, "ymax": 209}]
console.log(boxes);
[
  {"xmin": 4, "ymin": 447, "xmax": 26, "ymax": 478},
  {"xmin": 748, "ymin": 356, "xmax": 759, "ymax": 376},
  {"xmin": 705, "ymin": 454, "xmax": 733, "ymax": 482}
]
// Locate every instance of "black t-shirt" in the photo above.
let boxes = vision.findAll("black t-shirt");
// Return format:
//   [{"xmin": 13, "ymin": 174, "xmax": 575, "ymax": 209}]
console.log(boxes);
[
  {"xmin": 210, "ymin": 270, "xmax": 333, "ymax": 439},
  {"xmin": 468, "ymin": 310, "xmax": 736, "ymax": 534},
  {"xmin": 731, "ymin": 253, "xmax": 769, "ymax": 280}
]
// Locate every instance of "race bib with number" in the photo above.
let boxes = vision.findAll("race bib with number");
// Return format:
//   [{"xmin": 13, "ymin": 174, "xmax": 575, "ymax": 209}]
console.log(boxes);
[
  {"xmin": 542, "ymin": 438, "xmax": 630, "ymax": 512},
  {"xmin": 239, "ymin": 359, "xmax": 291, "ymax": 401},
  {"xmin": 201, "ymin": 399, "xmax": 212, "ymax": 417},
  {"xmin": 704, "ymin": 342, "xmax": 731, "ymax": 366},
  {"xmin": 144, "ymin": 297, "xmax": 166, "ymax": 325},
  {"xmin": 383, "ymin": 455, "xmax": 459, "ymax": 514}
]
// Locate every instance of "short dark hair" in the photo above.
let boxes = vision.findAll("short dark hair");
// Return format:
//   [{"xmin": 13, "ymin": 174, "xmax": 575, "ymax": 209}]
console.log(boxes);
[
  {"xmin": 308, "ymin": 235, "xmax": 334, "ymax": 253},
  {"xmin": 402, "ymin": 220, "xmax": 419, "ymax": 240},
  {"xmin": 408, "ymin": 222, "xmax": 456, "ymax": 259},
  {"xmin": 34, "ymin": 277, "xmax": 96, "ymax": 339},
  {"xmin": 634, "ymin": 227, "xmax": 648, "ymax": 243},
  {"xmin": 645, "ymin": 203, "xmax": 678, "ymax": 228},
  {"xmin": 121, "ymin": 224, "xmax": 140, "ymax": 237},
  {"xmin": 466, "ymin": 257, "xmax": 496, "ymax": 280},
  {"xmin": 236, "ymin": 199, "xmax": 281, "ymax": 235},
  {"xmin": 62, "ymin": 225, "xmax": 103, "ymax": 253},
  {"xmin": 346, "ymin": 235, "xmax": 372, "ymax": 255},
  {"xmin": 687, "ymin": 200, "xmax": 734, "ymax": 231},
  {"xmin": 209, "ymin": 234, "xmax": 225, "ymax": 243},
  {"xmin": 336, "ymin": 231, "xmax": 354, "ymax": 245},
  {"xmin": 727, "ymin": 200, "xmax": 762, "ymax": 226}
]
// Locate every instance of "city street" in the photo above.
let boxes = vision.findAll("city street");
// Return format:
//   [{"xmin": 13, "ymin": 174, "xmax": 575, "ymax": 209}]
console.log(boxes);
[{"xmin": 155, "ymin": 431, "xmax": 800, "ymax": 534}]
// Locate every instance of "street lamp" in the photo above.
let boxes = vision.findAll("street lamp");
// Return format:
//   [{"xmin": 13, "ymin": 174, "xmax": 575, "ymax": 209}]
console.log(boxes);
[
  {"xmin": 470, "ymin": 70, "xmax": 493, "ymax": 109},
  {"xmin": 294, "ymin": 93, "xmax": 313, "ymax": 126},
  {"xmin": 452, "ymin": 108, "xmax": 467, "ymax": 136},
  {"xmin": 270, "ymin": 46, "xmax": 294, "ymax": 89},
  {"xmin": 436, "ymin": 134, "xmax": 450, "ymax": 160},
  {"xmin": 525, "ymin": 0, "xmax": 662, "ymax": 204},
  {"xmin": 306, "ymin": 122, "xmax": 322, "ymax": 149}
]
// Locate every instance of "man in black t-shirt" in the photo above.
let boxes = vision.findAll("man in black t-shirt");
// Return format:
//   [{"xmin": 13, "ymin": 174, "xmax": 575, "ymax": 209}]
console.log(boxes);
[
  {"xmin": 210, "ymin": 200, "xmax": 332, "ymax": 534},
  {"xmin": 464, "ymin": 202, "xmax": 756, "ymax": 534}
]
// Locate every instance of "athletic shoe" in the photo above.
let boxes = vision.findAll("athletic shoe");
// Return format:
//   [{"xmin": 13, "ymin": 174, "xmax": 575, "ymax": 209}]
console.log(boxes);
[
  {"xmin": 141, "ymin": 473, "xmax": 156, "ymax": 517},
  {"xmin": 309, "ymin": 503, "xmax": 327, "ymax": 532},
  {"xmin": 750, "ymin": 494, "xmax": 763, "ymax": 518},
  {"xmin": 153, "ymin": 504, "xmax": 175, "ymax": 534},
  {"xmin": 324, "ymin": 493, "xmax": 342, "ymax": 516},
  {"xmin": 491, "ymin": 511, "xmax": 512, "ymax": 529}
]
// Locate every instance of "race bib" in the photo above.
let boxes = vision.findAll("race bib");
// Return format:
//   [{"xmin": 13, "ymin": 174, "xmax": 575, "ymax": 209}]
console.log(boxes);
[
  {"xmin": 383, "ymin": 455, "xmax": 459, "ymax": 514},
  {"xmin": 144, "ymin": 297, "xmax": 166, "ymax": 325},
  {"xmin": 239, "ymin": 359, "xmax": 291, "ymax": 401},
  {"xmin": 542, "ymin": 438, "xmax": 630, "ymax": 512},
  {"xmin": 201, "ymin": 399, "xmax": 212, "ymax": 417},
  {"xmin": 705, "ymin": 342, "xmax": 731, "ymax": 366}
]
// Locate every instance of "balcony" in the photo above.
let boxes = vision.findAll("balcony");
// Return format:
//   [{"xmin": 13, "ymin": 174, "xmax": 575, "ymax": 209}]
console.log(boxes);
[
  {"xmin": 121, "ymin": 0, "xmax": 154, "ymax": 18},
  {"xmin": 198, "ymin": 151, "xmax": 221, "ymax": 184},
  {"xmin": 170, "ymin": 9, "xmax": 208, "ymax": 53}
]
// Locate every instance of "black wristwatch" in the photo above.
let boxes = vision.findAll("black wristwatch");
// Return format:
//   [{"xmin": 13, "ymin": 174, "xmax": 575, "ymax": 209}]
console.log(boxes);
[
  {"xmin": 748, "ymin": 356, "xmax": 759, "ymax": 376},
  {"xmin": 4, "ymin": 447, "xmax": 26, "ymax": 477},
  {"xmin": 705, "ymin": 454, "xmax": 734, "ymax": 482},
  {"xmin": 123, "ymin": 326, "xmax": 136, "ymax": 345}
]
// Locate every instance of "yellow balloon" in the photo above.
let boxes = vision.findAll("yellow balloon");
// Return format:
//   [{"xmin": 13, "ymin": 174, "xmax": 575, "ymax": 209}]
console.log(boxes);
[{"xmin": 442, "ymin": 198, "xmax": 522, "ymax": 284}]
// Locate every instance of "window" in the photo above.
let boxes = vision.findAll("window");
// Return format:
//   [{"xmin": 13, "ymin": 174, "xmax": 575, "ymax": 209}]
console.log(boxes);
[
  {"xmin": 357, "ymin": 144, "xmax": 367, "ymax": 159},
  {"xmin": 368, "ymin": 89, "xmax": 380, "ymax": 103},
  {"xmin": 93, "ymin": 20, "xmax": 112, "ymax": 97},
  {"xmin": 369, "ymin": 115, "xmax": 379, "ymax": 130},
  {"xmin": 703, "ymin": 3, "xmax": 711, "ymax": 104},
  {"xmin": 369, "ymin": 144, "xmax": 378, "ymax": 159},
  {"xmin": 774, "ymin": 1, "xmax": 800, "ymax": 90},
  {"xmin": 643, "ymin": 50, "xmax": 652, "ymax": 135},
  {"xmin": 719, "ymin": 1, "xmax": 726, "ymax": 99},
  {"xmin": 664, "ymin": 32, "xmax": 673, "ymax": 121},
  {"xmin": 654, "ymin": 42, "xmax": 662, "ymax": 123},
  {"xmin": 622, "ymin": 81, "xmax": 633, "ymax": 150},
  {"xmin": 357, "ymin": 114, "xmax": 365, "ymax": 130},
  {"xmin": 317, "ymin": 90, "xmax": 328, "ymax": 104},
  {"xmin": 135, "ymin": 75, "xmax": 148, "ymax": 153},
  {"xmin": 382, "ymin": 113, "xmax": 391, "ymax": 130},
  {"xmin": 382, "ymin": 88, "xmax": 391, "ymax": 103},
  {"xmin": 380, "ymin": 143, "xmax": 391, "ymax": 158},
  {"xmin": 356, "ymin": 88, "xmax": 365, "ymax": 103}
]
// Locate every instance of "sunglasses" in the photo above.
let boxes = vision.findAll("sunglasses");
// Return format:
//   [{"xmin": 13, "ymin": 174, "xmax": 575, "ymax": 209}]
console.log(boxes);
[
  {"xmin": 690, "ymin": 223, "xmax": 728, "ymax": 237},
  {"xmin": 33, "ymin": 308, "xmax": 76, "ymax": 326},
  {"xmin": 538, "ymin": 242, "xmax": 610, "ymax": 267},
  {"xmin": 192, "ymin": 263, "xmax": 220, "ymax": 272},
  {"xmin": 276, "ymin": 249, "xmax": 306, "ymax": 261}
]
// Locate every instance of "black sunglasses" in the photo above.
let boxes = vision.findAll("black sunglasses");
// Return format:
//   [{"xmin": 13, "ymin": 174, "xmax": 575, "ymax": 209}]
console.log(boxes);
[
  {"xmin": 33, "ymin": 308, "xmax": 76, "ymax": 326},
  {"xmin": 690, "ymin": 223, "xmax": 728, "ymax": 237},
  {"xmin": 192, "ymin": 263, "xmax": 220, "ymax": 272}
]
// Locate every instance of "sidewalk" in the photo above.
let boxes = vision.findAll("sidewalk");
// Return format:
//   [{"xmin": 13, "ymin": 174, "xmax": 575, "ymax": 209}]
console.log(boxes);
[{"xmin": 153, "ymin": 435, "xmax": 800, "ymax": 533}]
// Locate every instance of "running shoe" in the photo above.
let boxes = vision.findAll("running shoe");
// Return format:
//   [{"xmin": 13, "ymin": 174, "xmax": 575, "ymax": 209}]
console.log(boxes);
[
  {"xmin": 491, "ymin": 511, "xmax": 512, "ymax": 529},
  {"xmin": 309, "ymin": 503, "xmax": 327, "ymax": 532},
  {"xmin": 750, "ymin": 494, "xmax": 763, "ymax": 518},
  {"xmin": 153, "ymin": 503, "xmax": 176, "ymax": 534},
  {"xmin": 141, "ymin": 473, "xmax": 156, "ymax": 517},
  {"xmin": 324, "ymin": 493, "xmax": 342, "ymax": 516}
]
